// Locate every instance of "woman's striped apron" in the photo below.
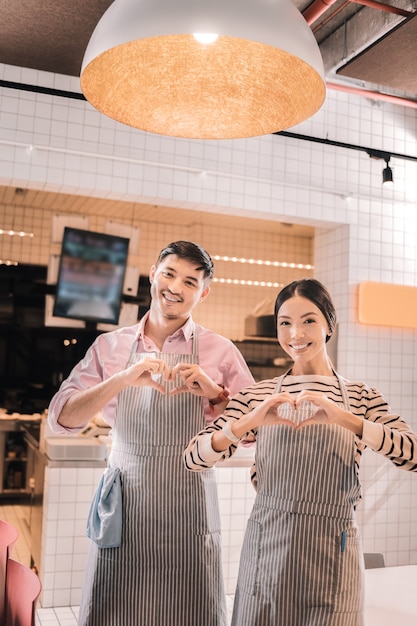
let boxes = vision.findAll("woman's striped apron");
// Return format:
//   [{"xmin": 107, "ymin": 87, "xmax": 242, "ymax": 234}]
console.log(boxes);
[
  {"xmin": 79, "ymin": 331, "xmax": 227, "ymax": 626},
  {"xmin": 232, "ymin": 372, "xmax": 365, "ymax": 626}
]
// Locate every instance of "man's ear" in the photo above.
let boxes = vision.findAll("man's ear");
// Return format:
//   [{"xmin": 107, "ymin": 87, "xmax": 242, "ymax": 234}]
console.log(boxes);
[
  {"xmin": 149, "ymin": 264, "xmax": 156, "ymax": 284},
  {"xmin": 199, "ymin": 286, "xmax": 210, "ymax": 303}
]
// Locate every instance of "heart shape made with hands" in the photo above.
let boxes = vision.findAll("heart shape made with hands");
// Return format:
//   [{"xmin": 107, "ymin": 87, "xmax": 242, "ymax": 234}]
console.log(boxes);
[
  {"xmin": 151, "ymin": 371, "xmax": 191, "ymax": 390},
  {"xmin": 277, "ymin": 400, "xmax": 317, "ymax": 426}
]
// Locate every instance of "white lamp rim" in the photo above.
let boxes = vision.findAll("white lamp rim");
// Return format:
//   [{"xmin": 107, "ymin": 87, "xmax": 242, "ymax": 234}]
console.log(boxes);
[{"xmin": 81, "ymin": 0, "xmax": 325, "ymax": 79}]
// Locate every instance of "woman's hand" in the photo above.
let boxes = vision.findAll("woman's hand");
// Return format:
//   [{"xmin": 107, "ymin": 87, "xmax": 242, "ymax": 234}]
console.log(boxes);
[
  {"xmin": 211, "ymin": 391, "xmax": 297, "ymax": 453},
  {"xmin": 294, "ymin": 390, "xmax": 364, "ymax": 435},
  {"xmin": 249, "ymin": 391, "xmax": 298, "ymax": 429}
]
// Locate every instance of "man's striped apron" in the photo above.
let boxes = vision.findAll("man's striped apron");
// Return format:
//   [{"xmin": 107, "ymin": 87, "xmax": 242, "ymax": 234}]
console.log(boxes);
[{"xmin": 79, "ymin": 331, "xmax": 227, "ymax": 625}]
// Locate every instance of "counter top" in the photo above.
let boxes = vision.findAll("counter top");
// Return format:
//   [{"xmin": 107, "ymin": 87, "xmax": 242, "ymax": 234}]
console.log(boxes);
[
  {"xmin": 365, "ymin": 565, "xmax": 417, "ymax": 626},
  {"xmin": 1, "ymin": 409, "xmax": 255, "ymax": 468},
  {"xmin": 0, "ymin": 411, "xmax": 43, "ymax": 421},
  {"xmin": 0, "ymin": 411, "xmax": 43, "ymax": 436}
]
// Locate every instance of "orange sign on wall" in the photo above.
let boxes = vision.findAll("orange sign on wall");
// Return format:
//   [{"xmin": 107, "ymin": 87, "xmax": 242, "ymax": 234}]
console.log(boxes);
[{"xmin": 358, "ymin": 281, "xmax": 417, "ymax": 329}]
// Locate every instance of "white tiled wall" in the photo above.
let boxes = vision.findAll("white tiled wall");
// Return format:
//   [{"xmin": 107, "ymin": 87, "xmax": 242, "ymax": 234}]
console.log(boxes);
[
  {"xmin": 217, "ymin": 466, "xmax": 256, "ymax": 595},
  {"xmin": 1, "ymin": 60, "xmax": 417, "ymax": 603},
  {"xmin": 40, "ymin": 464, "xmax": 104, "ymax": 607}
]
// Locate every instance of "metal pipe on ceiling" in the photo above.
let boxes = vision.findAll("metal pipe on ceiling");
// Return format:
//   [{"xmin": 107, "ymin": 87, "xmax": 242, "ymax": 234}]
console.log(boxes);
[
  {"xmin": 326, "ymin": 81, "xmax": 417, "ymax": 109},
  {"xmin": 303, "ymin": 0, "xmax": 413, "ymax": 26},
  {"xmin": 302, "ymin": 0, "xmax": 417, "ymax": 108},
  {"xmin": 303, "ymin": 0, "xmax": 338, "ymax": 25},
  {"xmin": 311, "ymin": 1, "xmax": 350, "ymax": 34},
  {"xmin": 348, "ymin": 0, "xmax": 412, "ymax": 16}
]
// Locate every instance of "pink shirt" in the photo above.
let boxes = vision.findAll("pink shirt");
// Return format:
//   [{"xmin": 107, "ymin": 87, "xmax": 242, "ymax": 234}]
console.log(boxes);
[{"xmin": 48, "ymin": 313, "xmax": 254, "ymax": 434}]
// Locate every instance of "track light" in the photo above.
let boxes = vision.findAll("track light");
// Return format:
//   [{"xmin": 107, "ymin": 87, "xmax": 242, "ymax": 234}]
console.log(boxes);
[
  {"xmin": 382, "ymin": 158, "xmax": 393, "ymax": 186},
  {"xmin": 365, "ymin": 149, "xmax": 394, "ymax": 186}
]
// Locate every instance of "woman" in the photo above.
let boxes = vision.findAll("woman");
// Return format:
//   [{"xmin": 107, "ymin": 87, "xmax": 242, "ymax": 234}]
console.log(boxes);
[{"xmin": 184, "ymin": 278, "xmax": 417, "ymax": 626}]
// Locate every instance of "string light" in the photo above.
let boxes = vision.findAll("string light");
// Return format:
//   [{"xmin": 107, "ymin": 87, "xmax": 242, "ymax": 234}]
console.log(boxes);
[
  {"xmin": 213, "ymin": 277, "xmax": 284, "ymax": 288},
  {"xmin": 0, "ymin": 228, "xmax": 34, "ymax": 237},
  {"xmin": 0, "ymin": 259, "xmax": 19, "ymax": 266},
  {"xmin": 212, "ymin": 255, "xmax": 313, "ymax": 270}
]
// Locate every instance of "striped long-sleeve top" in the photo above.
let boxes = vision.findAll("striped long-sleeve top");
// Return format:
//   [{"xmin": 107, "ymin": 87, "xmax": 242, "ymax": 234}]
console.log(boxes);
[{"xmin": 184, "ymin": 374, "xmax": 417, "ymax": 491}]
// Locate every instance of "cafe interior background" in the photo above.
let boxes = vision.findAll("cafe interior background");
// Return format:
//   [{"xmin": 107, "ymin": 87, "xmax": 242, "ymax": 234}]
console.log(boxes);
[{"xmin": 0, "ymin": 0, "xmax": 417, "ymax": 615}]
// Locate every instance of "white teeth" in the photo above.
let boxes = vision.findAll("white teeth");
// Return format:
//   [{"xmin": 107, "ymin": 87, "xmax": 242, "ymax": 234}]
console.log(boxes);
[
  {"xmin": 291, "ymin": 344, "xmax": 308, "ymax": 351},
  {"xmin": 164, "ymin": 294, "xmax": 180, "ymax": 303}
]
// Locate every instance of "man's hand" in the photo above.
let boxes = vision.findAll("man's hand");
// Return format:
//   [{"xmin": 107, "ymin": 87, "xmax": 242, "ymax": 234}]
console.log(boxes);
[
  {"xmin": 122, "ymin": 356, "xmax": 170, "ymax": 394},
  {"xmin": 168, "ymin": 363, "xmax": 220, "ymax": 399}
]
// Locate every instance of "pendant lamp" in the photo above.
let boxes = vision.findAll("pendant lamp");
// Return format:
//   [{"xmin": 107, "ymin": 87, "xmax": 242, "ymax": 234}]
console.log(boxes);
[{"xmin": 80, "ymin": 0, "xmax": 326, "ymax": 140}]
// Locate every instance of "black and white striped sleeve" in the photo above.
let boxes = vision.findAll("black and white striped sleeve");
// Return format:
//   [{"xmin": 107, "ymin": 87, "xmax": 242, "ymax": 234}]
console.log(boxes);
[{"xmin": 353, "ymin": 383, "xmax": 417, "ymax": 472}]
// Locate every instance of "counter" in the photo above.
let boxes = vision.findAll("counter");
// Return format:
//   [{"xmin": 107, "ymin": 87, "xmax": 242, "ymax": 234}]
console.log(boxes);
[
  {"xmin": 0, "ymin": 414, "xmax": 109, "ymax": 607},
  {"xmin": 37, "ymin": 435, "xmax": 108, "ymax": 607},
  {"xmin": 365, "ymin": 565, "xmax": 417, "ymax": 626},
  {"xmin": 35, "ymin": 431, "xmax": 256, "ymax": 606},
  {"xmin": 1, "ymin": 411, "xmax": 255, "ymax": 607}
]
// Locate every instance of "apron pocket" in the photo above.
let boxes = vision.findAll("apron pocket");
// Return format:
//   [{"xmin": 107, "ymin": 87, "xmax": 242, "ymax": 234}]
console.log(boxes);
[{"xmin": 333, "ymin": 526, "xmax": 363, "ymax": 612}]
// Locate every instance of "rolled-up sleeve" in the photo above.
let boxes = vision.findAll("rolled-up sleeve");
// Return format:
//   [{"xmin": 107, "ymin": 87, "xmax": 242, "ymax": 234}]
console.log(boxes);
[{"xmin": 48, "ymin": 327, "xmax": 135, "ymax": 433}]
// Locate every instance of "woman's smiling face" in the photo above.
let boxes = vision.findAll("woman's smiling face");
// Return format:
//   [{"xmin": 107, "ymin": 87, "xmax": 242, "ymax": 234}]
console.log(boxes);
[{"xmin": 277, "ymin": 295, "xmax": 331, "ymax": 372}]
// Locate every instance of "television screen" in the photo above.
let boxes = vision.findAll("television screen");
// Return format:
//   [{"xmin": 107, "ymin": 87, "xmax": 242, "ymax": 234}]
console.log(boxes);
[{"xmin": 53, "ymin": 227, "xmax": 130, "ymax": 325}]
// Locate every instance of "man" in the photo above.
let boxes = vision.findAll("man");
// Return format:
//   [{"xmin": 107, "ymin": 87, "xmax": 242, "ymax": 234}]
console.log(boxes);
[{"xmin": 48, "ymin": 240, "xmax": 254, "ymax": 626}]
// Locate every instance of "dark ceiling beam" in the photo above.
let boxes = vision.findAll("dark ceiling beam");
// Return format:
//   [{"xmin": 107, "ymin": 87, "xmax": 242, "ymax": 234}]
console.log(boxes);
[
  {"xmin": 276, "ymin": 130, "xmax": 417, "ymax": 163},
  {"xmin": 0, "ymin": 79, "xmax": 86, "ymax": 101}
]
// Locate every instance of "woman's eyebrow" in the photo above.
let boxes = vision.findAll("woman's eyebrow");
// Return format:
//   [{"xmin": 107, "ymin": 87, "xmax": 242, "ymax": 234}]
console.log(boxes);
[{"xmin": 278, "ymin": 311, "xmax": 319, "ymax": 320}]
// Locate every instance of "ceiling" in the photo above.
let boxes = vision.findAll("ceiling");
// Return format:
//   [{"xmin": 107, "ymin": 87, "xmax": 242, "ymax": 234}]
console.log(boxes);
[
  {"xmin": 0, "ymin": 185, "xmax": 315, "ymax": 238},
  {"xmin": 0, "ymin": 0, "xmax": 416, "ymax": 101},
  {"xmin": 0, "ymin": 1, "xmax": 415, "ymax": 236}
]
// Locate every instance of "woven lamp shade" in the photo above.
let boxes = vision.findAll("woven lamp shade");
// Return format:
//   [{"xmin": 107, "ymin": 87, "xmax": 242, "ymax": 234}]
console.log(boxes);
[{"xmin": 81, "ymin": 0, "xmax": 326, "ymax": 140}]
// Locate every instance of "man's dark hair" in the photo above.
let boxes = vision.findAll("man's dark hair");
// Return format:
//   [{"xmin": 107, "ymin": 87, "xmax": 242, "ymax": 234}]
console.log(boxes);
[{"xmin": 156, "ymin": 241, "xmax": 214, "ymax": 281}]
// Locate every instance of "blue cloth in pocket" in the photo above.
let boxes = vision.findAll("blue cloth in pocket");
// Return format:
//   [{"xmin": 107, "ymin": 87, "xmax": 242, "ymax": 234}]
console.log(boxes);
[{"xmin": 86, "ymin": 467, "xmax": 122, "ymax": 548}]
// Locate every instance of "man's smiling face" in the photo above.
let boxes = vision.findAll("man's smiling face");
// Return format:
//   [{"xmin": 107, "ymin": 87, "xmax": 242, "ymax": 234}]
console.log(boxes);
[{"xmin": 149, "ymin": 254, "xmax": 210, "ymax": 322}]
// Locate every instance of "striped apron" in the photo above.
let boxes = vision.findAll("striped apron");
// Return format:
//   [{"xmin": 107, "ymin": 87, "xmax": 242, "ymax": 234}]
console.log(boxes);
[
  {"xmin": 232, "ymin": 372, "xmax": 364, "ymax": 626},
  {"xmin": 79, "ymin": 331, "xmax": 227, "ymax": 626}
]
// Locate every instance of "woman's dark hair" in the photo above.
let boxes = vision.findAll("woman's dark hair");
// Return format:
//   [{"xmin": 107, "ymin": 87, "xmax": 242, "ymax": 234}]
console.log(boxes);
[
  {"xmin": 274, "ymin": 278, "xmax": 336, "ymax": 342},
  {"xmin": 156, "ymin": 241, "xmax": 214, "ymax": 282}
]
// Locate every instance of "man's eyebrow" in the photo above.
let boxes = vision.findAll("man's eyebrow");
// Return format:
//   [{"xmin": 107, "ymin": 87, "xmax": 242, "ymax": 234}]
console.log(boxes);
[
  {"xmin": 184, "ymin": 275, "xmax": 200, "ymax": 284},
  {"xmin": 164, "ymin": 265, "xmax": 200, "ymax": 284}
]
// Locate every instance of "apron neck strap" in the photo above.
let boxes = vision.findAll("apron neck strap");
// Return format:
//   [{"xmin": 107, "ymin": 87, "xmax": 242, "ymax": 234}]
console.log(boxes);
[{"xmin": 275, "ymin": 369, "xmax": 351, "ymax": 410}]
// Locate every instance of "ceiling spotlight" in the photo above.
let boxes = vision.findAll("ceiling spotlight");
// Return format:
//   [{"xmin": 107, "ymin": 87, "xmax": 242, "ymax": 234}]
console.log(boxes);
[
  {"xmin": 80, "ymin": 0, "xmax": 326, "ymax": 140},
  {"xmin": 382, "ymin": 158, "xmax": 393, "ymax": 186},
  {"xmin": 365, "ymin": 149, "xmax": 393, "ymax": 187}
]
